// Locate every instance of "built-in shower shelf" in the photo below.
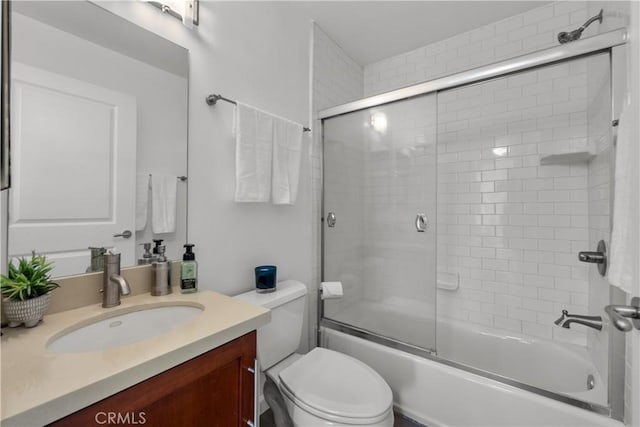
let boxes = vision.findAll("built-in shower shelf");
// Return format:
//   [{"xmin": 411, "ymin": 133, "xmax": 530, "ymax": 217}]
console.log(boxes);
[{"xmin": 539, "ymin": 151, "xmax": 595, "ymax": 165}]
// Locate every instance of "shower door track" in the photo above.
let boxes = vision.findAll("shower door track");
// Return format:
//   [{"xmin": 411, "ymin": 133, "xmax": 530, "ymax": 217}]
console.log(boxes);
[{"xmin": 318, "ymin": 28, "xmax": 627, "ymax": 120}]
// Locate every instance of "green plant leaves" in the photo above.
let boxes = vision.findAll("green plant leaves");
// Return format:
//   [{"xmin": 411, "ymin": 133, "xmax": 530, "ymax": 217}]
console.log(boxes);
[{"xmin": 0, "ymin": 251, "xmax": 59, "ymax": 301}]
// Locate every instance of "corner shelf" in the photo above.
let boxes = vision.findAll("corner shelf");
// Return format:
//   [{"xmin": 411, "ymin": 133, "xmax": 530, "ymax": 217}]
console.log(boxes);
[{"xmin": 539, "ymin": 151, "xmax": 595, "ymax": 165}]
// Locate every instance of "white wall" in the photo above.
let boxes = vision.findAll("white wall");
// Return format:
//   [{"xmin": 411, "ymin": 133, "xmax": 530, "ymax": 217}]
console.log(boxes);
[{"xmin": 97, "ymin": 2, "xmax": 313, "ymax": 315}]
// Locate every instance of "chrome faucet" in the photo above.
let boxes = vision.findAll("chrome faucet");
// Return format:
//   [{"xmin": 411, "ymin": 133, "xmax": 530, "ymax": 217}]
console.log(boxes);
[
  {"xmin": 102, "ymin": 252, "xmax": 131, "ymax": 308},
  {"xmin": 554, "ymin": 309, "xmax": 602, "ymax": 331}
]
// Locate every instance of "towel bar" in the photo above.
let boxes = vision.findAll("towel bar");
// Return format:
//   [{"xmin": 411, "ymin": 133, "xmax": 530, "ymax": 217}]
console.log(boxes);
[{"xmin": 205, "ymin": 93, "xmax": 311, "ymax": 132}]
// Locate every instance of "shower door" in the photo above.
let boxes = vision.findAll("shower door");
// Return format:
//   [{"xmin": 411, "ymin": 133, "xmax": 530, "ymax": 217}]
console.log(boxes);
[
  {"xmin": 435, "ymin": 52, "xmax": 614, "ymax": 409},
  {"xmin": 322, "ymin": 94, "xmax": 437, "ymax": 352}
]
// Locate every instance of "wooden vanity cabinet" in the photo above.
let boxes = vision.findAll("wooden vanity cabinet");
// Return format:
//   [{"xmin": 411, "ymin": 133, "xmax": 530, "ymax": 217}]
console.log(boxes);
[{"xmin": 49, "ymin": 331, "xmax": 256, "ymax": 427}]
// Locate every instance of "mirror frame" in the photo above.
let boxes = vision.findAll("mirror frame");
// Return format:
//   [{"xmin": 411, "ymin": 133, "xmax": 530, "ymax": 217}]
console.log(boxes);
[{"xmin": 1, "ymin": 0, "xmax": 10, "ymax": 191}]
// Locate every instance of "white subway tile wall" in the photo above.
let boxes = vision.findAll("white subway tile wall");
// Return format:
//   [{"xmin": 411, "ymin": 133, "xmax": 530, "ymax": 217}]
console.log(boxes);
[
  {"xmin": 436, "ymin": 54, "xmax": 608, "ymax": 346},
  {"xmin": 363, "ymin": 2, "xmax": 597, "ymax": 97}
]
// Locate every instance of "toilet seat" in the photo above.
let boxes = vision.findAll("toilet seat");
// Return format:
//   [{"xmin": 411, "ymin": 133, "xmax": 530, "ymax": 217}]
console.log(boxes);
[{"xmin": 278, "ymin": 348, "xmax": 393, "ymax": 425}]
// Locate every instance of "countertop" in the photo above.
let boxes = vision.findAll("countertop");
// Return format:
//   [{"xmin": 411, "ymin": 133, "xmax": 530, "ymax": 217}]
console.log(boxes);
[{"xmin": 0, "ymin": 289, "xmax": 270, "ymax": 426}]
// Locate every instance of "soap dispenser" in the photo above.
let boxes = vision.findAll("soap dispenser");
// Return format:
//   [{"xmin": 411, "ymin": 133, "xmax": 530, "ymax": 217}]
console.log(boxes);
[
  {"xmin": 137, "ymin": 243, "xmax": 153, "ymax": 265},
  {"xmin": 151, "ymin": 245, "xmax": 171, "ymax": 296},
  {"xmin": 180, "ymin": 244, "xmax": 198, "ymax": 294},
  {"xmin": 151, "ymin": 239, "xmax": 164, "ymax": 262}
]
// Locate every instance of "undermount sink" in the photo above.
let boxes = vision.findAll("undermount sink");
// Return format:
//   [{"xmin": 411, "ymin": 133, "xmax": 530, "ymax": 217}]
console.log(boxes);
[{"xmin": 47, "ymin": 304, "xmax": 204, "ymax": 353}]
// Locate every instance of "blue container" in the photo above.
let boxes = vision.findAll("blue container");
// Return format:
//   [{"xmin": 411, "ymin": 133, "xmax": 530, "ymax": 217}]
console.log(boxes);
[{"xmin": 255, "ymin": 265, "xmax": 277, "ymax": 293}]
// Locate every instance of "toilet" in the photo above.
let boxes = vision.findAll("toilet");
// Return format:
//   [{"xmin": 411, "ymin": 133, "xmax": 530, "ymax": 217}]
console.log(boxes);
[{"xmin": 235, "ymin": 280, "xmax": 394, "ymax": 427}]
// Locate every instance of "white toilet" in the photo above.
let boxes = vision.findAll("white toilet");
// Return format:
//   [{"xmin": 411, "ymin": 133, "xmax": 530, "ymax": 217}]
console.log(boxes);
[{"xmin": 235, "ymin": 280, "xmax": 394, "ymax": 427}]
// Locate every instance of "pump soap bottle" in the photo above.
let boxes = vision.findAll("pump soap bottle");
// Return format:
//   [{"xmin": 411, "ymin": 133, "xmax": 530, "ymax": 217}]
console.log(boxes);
[
  {"xmin": 137, "ymin": 243, "xmax": 153, "ymax": 265},
  {"xmin": 181, "ymin": 244, "xmax": 198, "ymax": 294},
  {"xmin": 151, "ymin": 245, "xmax": 171, "ymax": 296}
]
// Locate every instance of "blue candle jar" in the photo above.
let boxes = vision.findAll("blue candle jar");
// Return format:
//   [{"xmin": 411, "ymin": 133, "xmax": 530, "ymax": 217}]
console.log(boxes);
[{"xmin": 255, "ymin": 265, "xmax": 277, "ymax": 293}]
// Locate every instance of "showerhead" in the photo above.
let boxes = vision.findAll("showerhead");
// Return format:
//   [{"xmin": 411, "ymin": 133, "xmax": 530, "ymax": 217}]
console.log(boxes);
[
  {"xmin": 557, "ymin": 9, "xmax": 603, "ymax": 44},
  {"xmin": 557, "ymin": 28, "xmax": 584, "ymax": 44}
]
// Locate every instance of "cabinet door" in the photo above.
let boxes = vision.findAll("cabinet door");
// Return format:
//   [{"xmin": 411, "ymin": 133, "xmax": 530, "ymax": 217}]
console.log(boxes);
[{"xmin": 49, "ymin": 331, "xmax": 256, "ymax": 427}]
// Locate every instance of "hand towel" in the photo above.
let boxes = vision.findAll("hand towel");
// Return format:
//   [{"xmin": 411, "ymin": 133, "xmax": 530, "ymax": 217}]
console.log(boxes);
[
  {"xmin": 272, "ymin": 117, "xmax": 303, "ymax": 205},
  {"xmin": 608, "ymin": 106, "xmax": 633, "ymax": 294},
  {"xmin": 234, "ymin": 102, "xmax": 274, "ymax": 202},
  {"xmin": 135, "ymin": 173, "xmax": 150, "ymax": 231},
  {"xmin": 151, "ymin": 174, "xmax": 177, "ymax": 234}
]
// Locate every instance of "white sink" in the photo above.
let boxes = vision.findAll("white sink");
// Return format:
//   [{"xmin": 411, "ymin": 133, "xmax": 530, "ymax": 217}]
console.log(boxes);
[{"xmin": 47, "ymin": 304, "xmax": 204, "ymax": 353}]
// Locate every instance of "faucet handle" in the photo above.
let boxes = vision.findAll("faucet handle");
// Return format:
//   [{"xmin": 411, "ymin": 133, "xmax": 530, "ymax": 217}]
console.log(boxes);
[{"xmin": 605, "ymin": 297, "xmax": 640, "ymax": 332}]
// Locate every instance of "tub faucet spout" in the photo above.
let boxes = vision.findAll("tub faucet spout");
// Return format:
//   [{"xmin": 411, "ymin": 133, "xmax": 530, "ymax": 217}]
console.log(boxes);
[{"xmin": 555, "ymin": 309, "xmax": 602, "ymax": 330}]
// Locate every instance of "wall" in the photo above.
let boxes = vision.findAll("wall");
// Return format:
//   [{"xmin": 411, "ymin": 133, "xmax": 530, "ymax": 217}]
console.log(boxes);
[
  {"xmin": 364, "ymin": 1, "xmax": 598, "ymax": 97},
  {"xmin": 310, "ymin": 23, "xmax": 363, "ymax": 348},
  {"xmin": 96, "ymin": 3, "xmax": 313, "ymax": 311}
]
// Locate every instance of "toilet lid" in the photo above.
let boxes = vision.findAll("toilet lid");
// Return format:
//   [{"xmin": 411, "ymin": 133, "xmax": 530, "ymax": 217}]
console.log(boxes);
[{"xmin": 279, "ymin": 348, "xmax": 392, "ymax": 423}]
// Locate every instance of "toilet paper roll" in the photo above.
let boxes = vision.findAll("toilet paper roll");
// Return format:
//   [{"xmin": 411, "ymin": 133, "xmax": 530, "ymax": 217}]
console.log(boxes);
[{"xmin": 321, "ymin": 281, "xmax": 343, "ymax": 300}]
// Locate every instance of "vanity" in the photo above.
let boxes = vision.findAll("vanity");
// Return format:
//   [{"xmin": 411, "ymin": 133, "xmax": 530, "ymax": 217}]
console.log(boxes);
[{"xmin": 0, "ymin": 291, "xmax": 270, "ymax": 426}]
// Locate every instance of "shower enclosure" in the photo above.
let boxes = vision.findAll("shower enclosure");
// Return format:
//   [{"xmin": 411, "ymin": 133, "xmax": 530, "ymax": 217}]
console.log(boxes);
[{"xmin": 320, "ymin": 30, "xmax": 626, "ymax": 418}]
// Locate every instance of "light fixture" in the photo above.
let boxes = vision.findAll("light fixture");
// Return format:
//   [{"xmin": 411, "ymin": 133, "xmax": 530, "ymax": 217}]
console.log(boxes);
[
  {"xmin": 148, "ymin": 0, "xmax": 199, "ymax": 28},
  {"xmin": 370, "ymin": 112, "xmax": 388, "ymax": 133}
]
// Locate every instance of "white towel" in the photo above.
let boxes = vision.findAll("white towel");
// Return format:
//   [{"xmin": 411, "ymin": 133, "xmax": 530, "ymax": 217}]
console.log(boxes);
[
  {"xmin": 234, "ymin": 102, "xmax": 274, "ymax": 202},
  {"xmin": 151, "ymin": 174, "xmax": 177, "ymax": 234},
  {"xmin": 135, "ymin": 173, "xmax": 150, "ymax": 231},
  {"xmin": 272, "ymin": 118, "xmax": 303, "ymax": 205},
  {"xmin": 608, "ymin": 106, "xmax": 633, "ymax": 294}
]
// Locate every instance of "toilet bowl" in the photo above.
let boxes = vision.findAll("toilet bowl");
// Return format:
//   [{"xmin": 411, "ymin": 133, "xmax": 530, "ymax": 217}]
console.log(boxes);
[{"xmin": 235, "ymin": 280, "xmax": 394, "ymax": 426}]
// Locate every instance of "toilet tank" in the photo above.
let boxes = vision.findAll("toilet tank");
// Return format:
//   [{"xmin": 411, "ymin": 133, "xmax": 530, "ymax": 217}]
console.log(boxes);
[{"xmin": 234, "ymin": 280, "xmax": 307, "ymax": 370}]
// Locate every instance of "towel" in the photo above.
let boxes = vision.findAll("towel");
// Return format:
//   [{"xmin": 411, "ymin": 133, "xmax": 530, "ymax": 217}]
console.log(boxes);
[
  {"xmin": 234, "ymin": 102, "xmax": 274, "ymax": 202},
  {"xmin": 135, "ymin": 173, "xmax": 150, "ymax": 231},
  {"xmin": 272, "ymin": 117, "xmax": 303, "ymax": 205},
  {"xmin": 151, "ymin": 174, "xmax": 177, "ymax": 234},
  {"xmin": 608, "ymin": 106, "xmax": 633, "ymax": 294}
]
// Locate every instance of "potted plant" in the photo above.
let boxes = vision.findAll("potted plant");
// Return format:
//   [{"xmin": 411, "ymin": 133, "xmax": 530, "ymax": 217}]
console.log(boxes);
[{"xmin": 1, "ymin": 251, "xmax": 59, "ymax": 327}]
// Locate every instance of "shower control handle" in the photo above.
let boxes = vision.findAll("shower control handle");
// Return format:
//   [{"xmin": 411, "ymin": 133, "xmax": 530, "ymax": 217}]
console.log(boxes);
[
  {"xmin": 578, "ymin": 240, "xmax": 607, "ymax": 276},
  {"xmin": 578, "ymin": 252, "xmax": 605, "ymax": 263},
  {"xmin": 415, "ymin": 213, "xmax": 428, "ymax": 232}
]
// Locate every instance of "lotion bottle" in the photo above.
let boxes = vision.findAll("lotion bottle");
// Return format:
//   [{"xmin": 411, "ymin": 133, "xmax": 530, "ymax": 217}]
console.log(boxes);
[{"xmin": 180, "ymin": 244, "xmax": 197, "ymax": 294}]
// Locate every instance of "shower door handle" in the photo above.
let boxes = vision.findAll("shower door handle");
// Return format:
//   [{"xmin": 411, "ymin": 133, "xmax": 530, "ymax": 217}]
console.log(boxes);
[
  {"xmin": 415, "ymin": 213, "xmax": 428, "ymax": 232},
  {"xmin": 327, "ymin": 212, "xmax": 336, "ymax": 228}
]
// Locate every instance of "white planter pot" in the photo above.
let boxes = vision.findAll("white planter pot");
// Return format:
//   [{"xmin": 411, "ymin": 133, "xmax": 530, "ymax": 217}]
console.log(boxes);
[{"xmin": 2, "ymin": 292, "xmax": 53, "ymax": 328}]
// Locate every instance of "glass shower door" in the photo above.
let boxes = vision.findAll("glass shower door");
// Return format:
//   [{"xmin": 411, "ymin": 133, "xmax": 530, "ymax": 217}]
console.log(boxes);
[{"xmin": 322, "ymin": 94, "xmax": 437, "ymax": 351}]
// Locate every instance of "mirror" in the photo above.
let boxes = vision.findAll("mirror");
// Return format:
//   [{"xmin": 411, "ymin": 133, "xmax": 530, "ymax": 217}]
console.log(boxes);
[{"xmin": 6, "ymin": 1, "xmax": 188, "ymax": 278}]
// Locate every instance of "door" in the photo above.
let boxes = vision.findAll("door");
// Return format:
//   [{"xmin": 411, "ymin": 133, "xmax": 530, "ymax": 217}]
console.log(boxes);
[
  {"xmin": 322, "ymin": 94, "xmax": 437, "ymax": 351},
  {"xmin": 8, "ymin": 63, "xmax": 136, "ymax": 276}
]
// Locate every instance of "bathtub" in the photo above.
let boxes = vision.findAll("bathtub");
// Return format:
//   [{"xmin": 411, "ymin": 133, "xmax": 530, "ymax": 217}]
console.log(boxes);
[
  {"xmin": 322, "ymin": 301, "xmax": 621, "ymax": 426},
  {"xmin": 326, "ymin": 299, "xmax": 606, "ymax": 406}
]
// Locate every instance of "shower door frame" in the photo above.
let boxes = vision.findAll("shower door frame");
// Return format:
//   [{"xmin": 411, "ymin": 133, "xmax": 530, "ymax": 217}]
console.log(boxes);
[{"xmin": 319, "ymin": 28, "xmax": 627, "ymax": 420}]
